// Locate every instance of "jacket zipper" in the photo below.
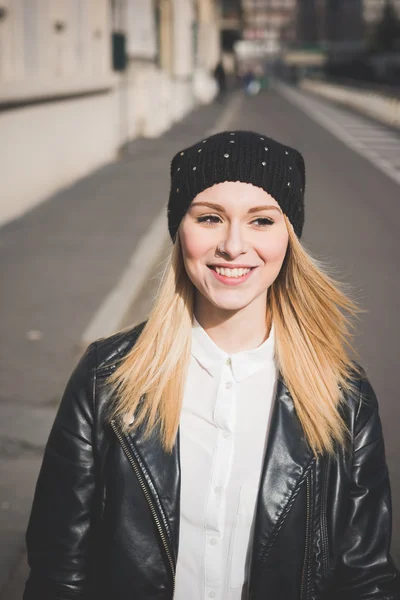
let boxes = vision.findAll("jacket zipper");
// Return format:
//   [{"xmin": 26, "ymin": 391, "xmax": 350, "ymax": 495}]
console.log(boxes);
[
  {"xmin": 300, "ymin": 472, "xmax": 311, "ymax": 600},
  {"xmin": 320, "ymin": 457, "xmax": 330, "ymax": 575},
  {"xmin": 110, "ymin": 420, "xmax": 176, "ymax": 599}
]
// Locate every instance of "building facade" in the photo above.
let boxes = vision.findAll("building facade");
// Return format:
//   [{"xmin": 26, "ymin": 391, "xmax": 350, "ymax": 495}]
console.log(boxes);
[
  {"xmin": 363, "ymin": 0, "xmax": 400, "ymax": 25},
  {"xmin": 241, "ymin": 0, "xmax": 297, "ymax": 44},
  {"xmin": 296, "ymin": 0, "xmax": 320, "ymax": 45},
  {"xmin": 228, "ymin": 0, "xmax": 297, "ymax": 68},
  {"xmin": 326, "ymin": 0, "xmax": 364, "ymax": 48},
  {"xmin": 296, "ymin": 0, "xmax": 365, "ymax": 50},
  {"xmin": 0, "ymin": 0, "xmax": 220, "ymax": 227}
]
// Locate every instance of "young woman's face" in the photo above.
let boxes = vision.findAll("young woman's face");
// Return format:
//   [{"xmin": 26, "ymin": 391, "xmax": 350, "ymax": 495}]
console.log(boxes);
[{"xmin": 179, "ymin": 181, "xmax": 289, "ymax": 313}]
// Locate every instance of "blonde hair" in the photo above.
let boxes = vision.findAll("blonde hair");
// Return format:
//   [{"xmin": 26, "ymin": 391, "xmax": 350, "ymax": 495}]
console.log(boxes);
[{"xmin": 107, "ymin": 216, "xmax": 362, "ymax": 457}]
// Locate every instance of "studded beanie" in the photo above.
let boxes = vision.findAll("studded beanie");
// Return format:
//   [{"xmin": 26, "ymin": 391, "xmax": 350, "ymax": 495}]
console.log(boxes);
[{"xmin": 167, "ymin": 130, "xmax": 306, "ymax": 242}]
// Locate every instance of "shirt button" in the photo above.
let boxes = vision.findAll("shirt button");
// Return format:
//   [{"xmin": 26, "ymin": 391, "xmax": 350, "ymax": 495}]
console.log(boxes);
[
  {"xmin": 222, "ymin": 431, "xmax": 231, "ymax": 439},
  {"xmin": 209, "ymin": 537, "xmax": 218, "ymax": 546},
  {"xmin": 214, "ymin": 486, "xmax": 222, "ymax": 494},
  {"xmin": 226, "ymin": 357, "xmax": 232, "ymax": 366},
  {"xmin": 208, "ymin": 591, "xmax": 216, "ymax": 598},
  {"xmin": 225, "ymin": 382, "xmax": 232, "ymax": 389}
]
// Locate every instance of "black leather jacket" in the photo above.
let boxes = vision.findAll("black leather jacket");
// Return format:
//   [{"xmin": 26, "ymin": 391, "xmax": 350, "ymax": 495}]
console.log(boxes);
[{"xmin": 24, "ymin": 323, "xmax": 400, "ymax": 600}]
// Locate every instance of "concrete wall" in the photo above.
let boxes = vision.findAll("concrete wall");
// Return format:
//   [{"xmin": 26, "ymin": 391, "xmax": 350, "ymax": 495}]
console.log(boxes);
[
  {"xmin": 193, "ymin": 0, "xmax": 219, "ymax": 104},
  {"xmin": 0, "ymin": 0, "xmax": 219, "ymax": 227},
  {"xmin": 0, "ymin": 0, "xmax": 115, "ymax": 226},
  {"xmin": 0, "ymin": 91, "xmax": 118, "ymax": 227},
  {"xmin": 119, "ymin": 63, "xmax": 175, "ymax": 139}
]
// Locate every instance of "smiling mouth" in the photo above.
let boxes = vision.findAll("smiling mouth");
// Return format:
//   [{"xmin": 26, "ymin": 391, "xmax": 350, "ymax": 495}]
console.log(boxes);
[{"xmin": 207, "ymin": 265, "xmax": 256, "ymax": 279}]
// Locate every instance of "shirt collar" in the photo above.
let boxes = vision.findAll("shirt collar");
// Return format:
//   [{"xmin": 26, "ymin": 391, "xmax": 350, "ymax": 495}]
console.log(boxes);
[{"xmin": 191, "ymin": 316, "xmax": 275, "ymax": 383}]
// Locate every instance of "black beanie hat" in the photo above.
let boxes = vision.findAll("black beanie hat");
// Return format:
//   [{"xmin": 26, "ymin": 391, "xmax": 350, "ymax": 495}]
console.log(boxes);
[{"xmin": 167, "ymin": 130, "xmax": 306, "ymax": 242}]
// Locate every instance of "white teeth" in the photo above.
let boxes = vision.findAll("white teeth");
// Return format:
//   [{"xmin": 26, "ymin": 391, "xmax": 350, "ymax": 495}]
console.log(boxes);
[{"xmin": 214, "ymin": 267, "xmax": 251, "ymax": 278}]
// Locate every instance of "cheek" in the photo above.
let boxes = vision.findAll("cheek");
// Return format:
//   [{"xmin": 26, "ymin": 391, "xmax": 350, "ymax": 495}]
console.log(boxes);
[
  {"xmin": 259, "ymin": 232, "xmax": 289, "ymax": 265},
  {"xmin": 182, "ymin": 238, "xmax": 207, "ymax": 261},
  {"xmin": 180, "ymin": 230, "xmax": 211, "ymax": 273}
]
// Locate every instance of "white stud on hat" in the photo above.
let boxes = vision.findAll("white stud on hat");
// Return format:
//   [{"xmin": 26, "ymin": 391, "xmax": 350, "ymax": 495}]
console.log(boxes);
[{"xmin": 168, "ymin": 130, "xmax": 306, "ymax": 243}]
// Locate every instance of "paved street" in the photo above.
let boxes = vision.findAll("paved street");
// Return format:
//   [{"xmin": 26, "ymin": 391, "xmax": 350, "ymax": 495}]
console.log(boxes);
[{"xmin": 1, "ymin": 84, "xmax": 400, "ymax": 598}]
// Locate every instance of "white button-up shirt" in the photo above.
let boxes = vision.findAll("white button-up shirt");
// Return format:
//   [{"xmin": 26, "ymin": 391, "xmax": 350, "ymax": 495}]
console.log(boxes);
[{"xmin": 175, "ymin": 317, "xmax": 278, "ymax": 600}]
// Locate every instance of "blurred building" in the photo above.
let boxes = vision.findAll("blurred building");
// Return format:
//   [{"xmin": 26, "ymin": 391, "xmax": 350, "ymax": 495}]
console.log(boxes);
[
  {"xmin": 326, "ymin": 0, "xmax": 364, "ymax": 49},
  {"xmin": 363, "ymin": 0, "xmax": 400, "ymax": 45},
  {"xmin": 241, "ymin": 0, "xmax": 296, "ymax": 47},
  {"xmin": 220, "ymin": 0, "xmax": 242, "ymax": 72},
  {"xmin": 296, "ymin": 0, "xmax": 364, "ymax": 50},
  {"xmin": 223, "ymin": 0, "xmax": 296, "ymax": 70},
  {"xmin": 0, "ymin": 0, "xmax": 220, "ymax": 227},
  {"xmin": 364, "ymin": 0, "xmax": 400, "ymax": 25},
  {"xmin": 296, "ymin": 0, "xmax": 321, "ymax": 45}
]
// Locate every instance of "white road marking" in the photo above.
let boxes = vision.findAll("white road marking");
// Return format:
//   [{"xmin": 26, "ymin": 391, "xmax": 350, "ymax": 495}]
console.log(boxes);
[
  {"xmin": 276, "ymin": 82, "xmax": 400, "ymax": 185},
  {"xmin": 81, "ymin": 92, "xmax": 244, "ymax": 345}
]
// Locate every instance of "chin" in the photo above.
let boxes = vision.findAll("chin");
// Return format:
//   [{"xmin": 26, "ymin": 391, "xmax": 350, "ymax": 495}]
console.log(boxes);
[{"xmin": 207, "ymin": 292, "xmax": 257, "ymax": 312}]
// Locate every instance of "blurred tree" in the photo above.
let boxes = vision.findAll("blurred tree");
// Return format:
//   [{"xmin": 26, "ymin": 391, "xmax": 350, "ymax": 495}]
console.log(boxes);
[{"xmin": 370, "ymin": 0, "xmax": 400, "ymax": 52}]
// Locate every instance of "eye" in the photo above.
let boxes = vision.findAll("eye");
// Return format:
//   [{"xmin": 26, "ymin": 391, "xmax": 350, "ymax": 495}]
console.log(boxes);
[
  {"xmin": 252, "ymin": 217, "xmax": 274, "ymax": 228},
  {"xmin": 195, "ymin": 215, "xmax": 274, "ymax": 227},
  {"xmin": 196, "ymin": 215, "xmax": 221, "ymax": 225}
]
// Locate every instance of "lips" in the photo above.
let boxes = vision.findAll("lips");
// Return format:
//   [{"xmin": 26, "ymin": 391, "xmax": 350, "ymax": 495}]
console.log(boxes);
[
  {"xmin": 210, "ymin": 266, "xmax": 253, "ymax": 277},
  {"xmin": 207, "ymin": 265, "xmax": 256, "ymax": 286},
  {"xmin": 207, "ymin": 265, "xmax": 256, "ymax": 269}
]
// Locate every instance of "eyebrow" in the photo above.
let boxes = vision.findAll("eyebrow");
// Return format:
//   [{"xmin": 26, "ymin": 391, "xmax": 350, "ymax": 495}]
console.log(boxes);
[{"xmin": 190, "ymin": 202, "xmax": 282, "ymax": 214}]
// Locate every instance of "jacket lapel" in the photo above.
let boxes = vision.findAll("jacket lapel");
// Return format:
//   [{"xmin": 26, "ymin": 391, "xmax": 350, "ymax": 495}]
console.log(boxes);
[
  {"xmin": 252, "ymin": 376, "xmax": 315, "ymax": 564},
  {"xmin": 124, "ymin": 423, "xmax": 181, "ymax": 564},
  {"xmin": 120, "ymin": 376, "xmax": 314, "ymax": 571}
]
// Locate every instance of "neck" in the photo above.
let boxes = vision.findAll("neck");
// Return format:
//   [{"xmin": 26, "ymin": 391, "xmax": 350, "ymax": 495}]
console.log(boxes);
[{"xmin": 194, "ymin": 294, "xmax": 271, "ymax": 354}]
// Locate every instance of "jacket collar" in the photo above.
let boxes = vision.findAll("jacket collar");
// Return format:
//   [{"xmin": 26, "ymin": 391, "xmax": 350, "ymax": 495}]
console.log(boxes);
[{"xmin": 123, "ymin": 374, "xmax": 313, "ymax": 566}]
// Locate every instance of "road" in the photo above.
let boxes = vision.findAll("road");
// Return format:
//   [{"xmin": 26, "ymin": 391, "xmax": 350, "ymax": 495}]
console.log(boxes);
[{"xmin": 1, "ymin": 83, "xmax": 399, "ymax": 598}]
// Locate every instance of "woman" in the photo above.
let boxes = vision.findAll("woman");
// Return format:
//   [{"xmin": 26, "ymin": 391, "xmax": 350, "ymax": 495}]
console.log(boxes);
[{"xmin": 24, "ymin": 131, "xmax": 399, "ymax": 599}]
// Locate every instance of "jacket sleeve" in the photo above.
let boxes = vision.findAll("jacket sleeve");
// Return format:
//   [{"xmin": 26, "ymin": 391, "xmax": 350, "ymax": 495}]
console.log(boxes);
[
  {"xmin": 331, "ymin": 374, "xmax": 400, "ymax": 599},
  {"xmin": 24, "ymin": 342, "xmax": 98, "ymax": 600}
]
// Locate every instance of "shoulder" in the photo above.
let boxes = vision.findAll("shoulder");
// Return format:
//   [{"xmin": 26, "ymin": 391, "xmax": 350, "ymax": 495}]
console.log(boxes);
[
  {"xmin": 92, "ymin": 320, "xmax": 147, "ymax": 373},
  {"xmin": 67, "ymin": 321, "xmax": 147, "ymax": 392},
  {"xmin": 48, "ymin": 322, "xmax": 148, "ymax": 441}
]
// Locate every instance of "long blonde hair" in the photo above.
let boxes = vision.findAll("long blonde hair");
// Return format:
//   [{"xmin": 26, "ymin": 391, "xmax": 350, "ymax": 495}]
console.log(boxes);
[{"xmin": 107, "ymin": 217, "xmax": 362, "ymax": 456}]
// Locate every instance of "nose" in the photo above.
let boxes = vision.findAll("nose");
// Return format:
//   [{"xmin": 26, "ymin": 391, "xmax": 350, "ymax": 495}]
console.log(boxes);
[{"xmin": 217, "ymin": 221, "xmax": 248, "ymax": 258}]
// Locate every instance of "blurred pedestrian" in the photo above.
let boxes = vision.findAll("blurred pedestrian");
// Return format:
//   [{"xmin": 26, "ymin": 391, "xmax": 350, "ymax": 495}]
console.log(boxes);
[
  {"xmin": 242, "ymin": 67, "xmax": 260, "ymax": 96},
  {"xmin": 24, "ymin": 131, "xmax": 400, "ymax": 600},
  {"xmin": 213, "ymin": 59, "xmax": 227, "ymax": 101}
]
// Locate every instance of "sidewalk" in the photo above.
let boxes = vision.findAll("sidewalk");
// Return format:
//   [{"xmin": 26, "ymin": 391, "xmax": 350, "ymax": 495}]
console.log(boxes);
[{"xmin": 0, "ymin": 93, "xmax": 240, "ymax": 599}]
